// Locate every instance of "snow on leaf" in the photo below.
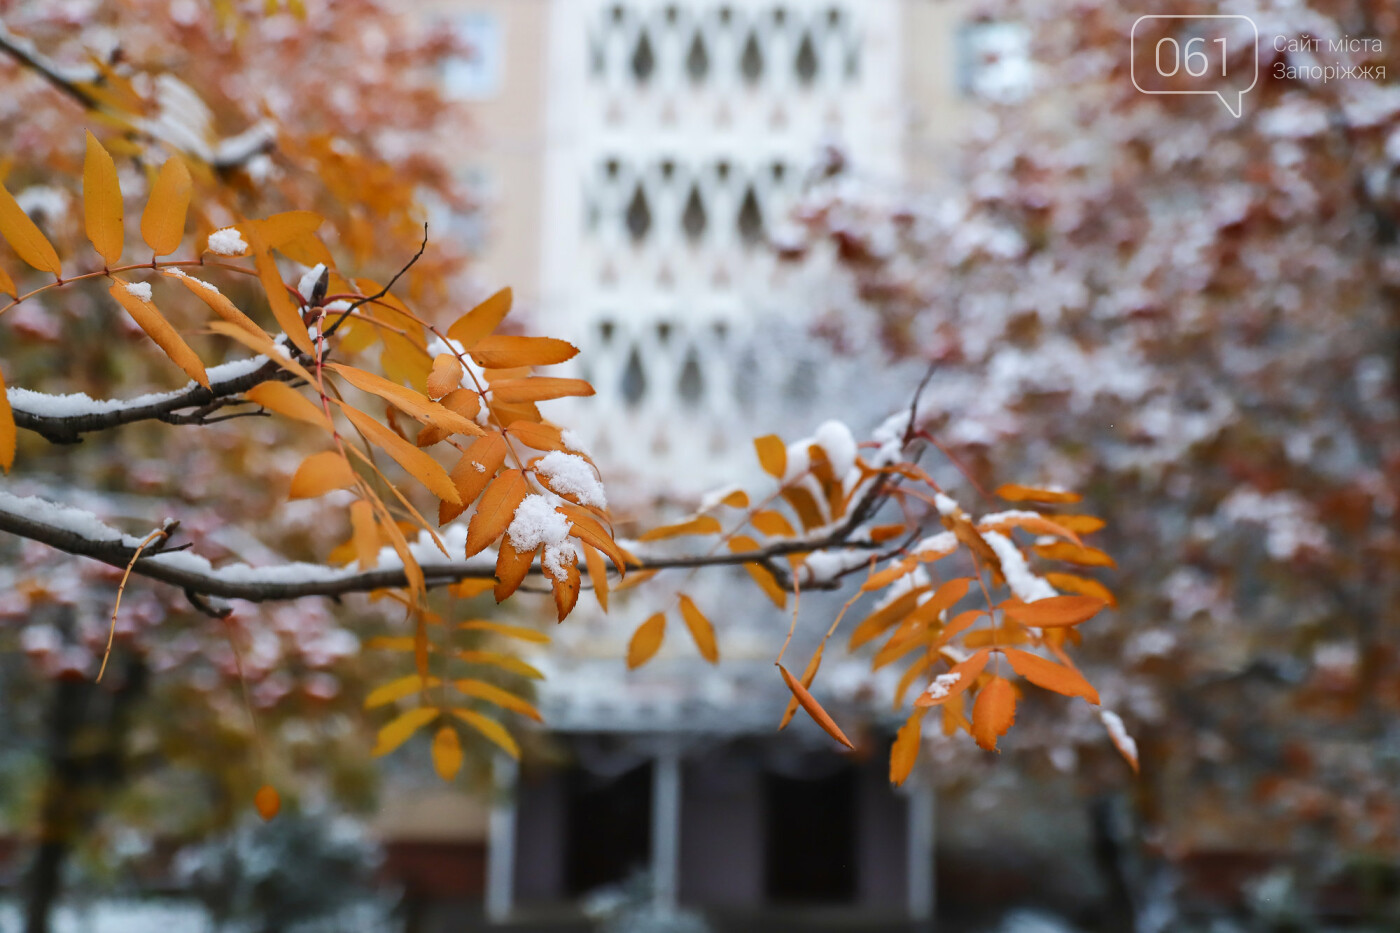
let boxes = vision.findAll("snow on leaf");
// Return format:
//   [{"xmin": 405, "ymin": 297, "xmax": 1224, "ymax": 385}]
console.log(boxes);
[
  {"xmin": 107, "ymin": 280, "xmax": 210, "ymax": 388},
  {"xmin": 206, "ymin": 226, "xmax": 249, "ymax": 256},
  {"xmin": 1100, "ymin": 709, "xmax": 1139, "ymax": 772},
  {"xmin": 534, "ymin": 450, "xmax": 607, "ymax": 509},
  {"xmin": 464, "ymin": 468, "xmax": 528, "ymax": 556},
  {"xmin": 915, "ymin": 648, "xmax": 990, "ymax": 707},
  {"xmin": 161, "ymin": 268, "xmax": 263, "ymax": 334},
  {"xmin": 506, "ymin": 493, "xmax": 578, "ymax": 581}
]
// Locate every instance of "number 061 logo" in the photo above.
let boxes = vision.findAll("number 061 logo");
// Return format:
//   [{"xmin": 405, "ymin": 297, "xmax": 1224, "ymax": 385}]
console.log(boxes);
[{"xmin": 1130, "ymin": 15, "xmax": 1259, "ymax": 118}]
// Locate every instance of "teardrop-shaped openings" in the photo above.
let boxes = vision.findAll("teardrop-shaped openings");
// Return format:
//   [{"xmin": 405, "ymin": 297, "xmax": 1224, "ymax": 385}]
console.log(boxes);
[
  {"xmin": 737, "ymin": 186, "xmax": 764, "ymax": 244},
  {"xmin": 625, "ymin": 183, "xmax": 652, "ymax": 240},
  {"xmin": 678, "ymin": 346, "xmax": 704, "ymax": 406},
  {"xmin": 598, "ymin": 319, "xmax": 616, "ymax": 343},
  {"xmin": 621, "ymin": 344, "xmax": 647, "ymax": 406},
  {"xmin": 682, "ymin": 185, "xmax": 707, "ymax": 241},
  {"xmin": 632, "ymin": 29, "xmax": 656, "ymax": 82},
  {"xmin": 795, "ymin": 31, "xmax": 818, "ymax": 84},
  {"xmin": 686, "ymin": 31, "xmax": 710, "ymax": 81},
  {"xmin": 740, "ymin": 30, "xmax": 764, "ymax": 84}
]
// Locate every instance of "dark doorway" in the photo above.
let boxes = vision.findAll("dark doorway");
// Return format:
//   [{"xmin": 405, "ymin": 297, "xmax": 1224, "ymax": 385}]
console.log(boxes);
[
  {"xmin": 764, "ymin": 766, "xmax": 857, "ymax": 902},
  {"xmin": 565, "ymin": 762, "xmax": 652, "ymax": 895}
]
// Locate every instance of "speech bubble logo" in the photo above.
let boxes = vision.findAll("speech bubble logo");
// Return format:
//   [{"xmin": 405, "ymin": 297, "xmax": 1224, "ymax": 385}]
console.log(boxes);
[{"xmin": 1131, "ymin": 15, "xmax": 1259, "ymax": 118}]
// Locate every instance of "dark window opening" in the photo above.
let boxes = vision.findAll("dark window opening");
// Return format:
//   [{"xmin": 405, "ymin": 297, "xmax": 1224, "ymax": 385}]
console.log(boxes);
[
  {"xmin": 626, "ymin": 184, "xmax": 652, "ymax": 240},
  {"xmin": 631, "ymin": 29, "xmax": 656, "ymax": 82},
  {"xmin": 678, "ymin": 347, "xmax": 704, "ymax": 405},
  {"xmin": 740, "ymin": 30, "xmax": 764, "ymax": 83},
  {"xmin": 737, "ymin": 186, "xmax": 764, "ymax": 244},
  {"xmin": 686, "ymin": 31, "xmax": 710, "ymax": 81},
  {"xmin": 621, "ymin": 345, "xmax": 647, "ymax": 406},
  {"xmin": 566, "ymin": 762, "xmax": 652, "ymax": 896},
  {"xmin": 764, "ymin": 766, "xmax": 856, "ymax": 902},
  {"xmin": 682, "ymin": 185, "xmax": 707, "ymax": 240},
  {"xmin": 795, "ymin": 31, "xmax": 818, "ymax": 84}
]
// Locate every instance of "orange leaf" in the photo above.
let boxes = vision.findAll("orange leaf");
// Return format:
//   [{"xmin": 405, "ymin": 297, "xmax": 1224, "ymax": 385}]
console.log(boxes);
[
  {"xmin": 82, "ymin": 131, "xmax": 123, "ymax": 266},
  {"xmin": 780, "ymin": 485, "xmax": 826, "ymax": 531},
  {"xmin": 0, "ymin": 265, "xmax": 14, "ymax": 299},
  {"xmin": 848, "ymin": 587, "xmax": 929, "ymax": 650},
  {"xmin": 914, "ymin": 648, "xmax": 990, "ymax": 707},
  {"xmin": 465, "ymin": 469, "xmax": 528, "ymax": 556},
  {"xmin": 894, "ymin": 653, "xmax": 935, "ymax": 708},
  {"xmin": 426, "ymin": 353, "xmax": 463, "ymax": 399},
  {"xmin": 506, "ymin": 420, "xmax": 565, "ymax": 452},
  {"xmin": 754, "ymin": 434, "xmax": 786, "ymax": 478},
  {"xmin": 432, "ymin": 724, "xmax": 464, "ymax": 780},
  {"xmin": 207, "ymin": 321, "xmax": 315, "ymax": 385},
  {"xmin": 108, "ymin": 280, "xmax": 209, "ymax": 387},
  {"xmin": 861, "ymin": 556, "xmax": 918, "ymax": 592},
  {"xmin": 558, "ymin": 503, "xmax": 628, "ymax": 574},
  {"xmin": 245, "ymin": 381, "xmax": 331, "ymax": 430},
  {"xmin": 977, "ymin": 513, "xmax": 1083, "ymax": 547},
  {"xmin": 451, "ymin": 708, "xmax": 521, "ymax": 758},
  {"xmin": 469, "ymin": 335, "xmax": 579, "ymax": 369},
  {"xmin": 678, "ymin": 594, "xmax": 718, "ymax": 663},
  {"xmin": 627, "ymin": 612, "xmax": 666, "ymax": 669},
  {"xmin": 162, "ymin": 269, "xmax": 262, "ymax": 335},
  {"xmin": 489, "ymin": 377, "xmax": 595, "ymax": 404},
  {"xmin": 779, "ymin": 644, "xmax": 824, "ymax": 729},
  {"xmin": 372, "ymin": 707, "xmax": 439, "ymax": 756},
  {"xmin": 582, "ymin": 542, "xmax": 609, "ymax": 611},
  {"xmin": 777, "ymin": 663, "xmax": 854, "ymax": 749},
  {"xmin": 1049, "ymin": 514, "xmax": 1105, "ymax": 534},
  {"xmin": 718, "ymin": 488, "xmax": 750, "ymax": 509},
  {"xmin": 458, "ymin": 619, "xmax": 552, "ymax": 643},
  {"xmin": 1044, "ymin": 573, "xmax": 1117, "ymax": 607},
  {"xmin": 1002, "ymin": 595, "xmax": 1106, "ymax": 627},
  {"xmin": 336, "ymin": 401, "xmax": 460, "ymax": 504},
  {"xmin": 140, "ymin": 155, "xmax": 191, "ymax": 257},
  {"xmin": 289, "ymin": 450, "xmax": 356, "ymax": 499},
  {"xmin": 250, "ymin": 210, "xmax": 323, "ymax": 250},
  {"xmin": 868, "ymin": 523, "xmax": 907, "ymax": 543},
  {"xmin": 449, "ymin": 579, "xmax": 496, "ymax": 599},
  {"xmin": 440, "ymin": 388, "xmax": 481, "ymax": 421},
  {"xmin": 1033, "ymin": 541, "xmax": 1116, "ymax": 568},
  {"xmin": 638, "ymin": 515, "xmax": 722, "ymax": 541},
  {"xmin": 890, "ymin": 708, "xmax": 927, "ymax": 786},
  {"xmin": 995, "ymin": 483, "xmax": 1082, "ymax": 504},
  {"xmin": 254, "ymin": 784, "xmax": 281, "ymax": 821},
  {"xmin": 494, "ymin": 537, "xmax": 536, "ymax": 602},
  {"xmin": 453, "ymin": 679, "xmax": 543, "ymax": 721},
  {"xmin": 447, "ymin": 287, "xmax": 513, "ymax": 349},
  {"xmin": 0, "ymin": 182, "xmax": 61, "ymax": 275},
  {"xmin": 328, "ymin": 363, "xmax": 482, "ymax": 437},
  {"xmin": 971, "ymin": 676, "xmax": 1016, "ymax": 751},
  {"xmin": 350, "ymin": 500, "xmax": 378, "ymax": 570},
  {"xmin": 1003, "ymin": 648, "xmax": 1100, "ymax": 703},
  {"xmin": 751, "ymin": 509, "xmax": 796, "ymax": 538},
  {"xmin": 249, "ymin": 232, "xmax": 316, "ymax": 357},
  {"xmin": 0, "ymin": 366, "xmax": 12, "ymax": 473},
  {"xmin": 442, "ymin": 434, "xmax": 509, "ymax": 524},
  {"xmin": 728, "ymin": 536, "xmax": 788, "ymax": 608},
  {"xmin": 552, "ymin": 559, "xmax": 581, "ymax": 620}
]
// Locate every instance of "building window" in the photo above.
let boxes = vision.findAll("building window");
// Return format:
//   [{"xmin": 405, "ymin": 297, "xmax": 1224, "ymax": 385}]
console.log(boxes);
[{"xmin": 442, "ymin": 13, "xmax": 503, "ymax": 100}]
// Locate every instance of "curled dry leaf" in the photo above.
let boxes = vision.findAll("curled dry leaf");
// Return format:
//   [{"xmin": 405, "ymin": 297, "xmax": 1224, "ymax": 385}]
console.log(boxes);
[{"xmin": 778, "ymin": 663, "xmax": 854, "ymax": 749}]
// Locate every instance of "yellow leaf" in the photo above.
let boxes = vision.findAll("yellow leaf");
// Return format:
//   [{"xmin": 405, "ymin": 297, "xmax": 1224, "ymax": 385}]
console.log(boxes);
[
  {"xmin": 250, "ymin": 210, "xmax": 323, "ymax": 250},
  {"xmin": 894, "ymin": 653, "xmax": 935, "ymax": 709},
  {"xmin": 469, "ymin": 335, "xmax": 579, "ymax": 369},
  {"xmin": 582, "ymin": 542, "xmax": 609, "ymax": 611},
  {"xmin": 426, "ymin": 353, "xmax": 463, "ymax": 399},
  {"xmin": 995, "ymin": 483, "xmax": 1082, "ymax": 504},
  {"xmin": 848, "ymin": 586, "xmax": 929, "ymax": 651},
  {"xmin": 1002, "ymin": 595, "xmax": 1106, "ymax": 627},
  {"xmin": 638, "ymin": 515, "xmax": 723, "ymax": 541},
  {"xmin": 0, "ymin": 181, "xmax": 62, "ymax": 275},
  {"xmin": 249, "ymin": 230, "xmax": 316, "ymax": 357},
  {"xmin": 457, "ymin": 650, "xmax": 545, "ymax": 680},
  {"xmin": 719, "ymin": 489, "xmax": 749, "ymax": 509},
  {"xmin": 971, "ymin": 676, "xmax": 1016, "ymax": 751},
  {"xmin": 162, "ymin": 268, "xmax": 262, "ymax": 335},
  {"xmin": 506, "ymin": 420, "xmax": 565, "ymax": 452},
  {"xmin": 0, "ymin": 366, "xmax": 13, "ymax": 473},
  {"xmin": 350, "ymin": 500, "xmax": 378, "ymax": 570},
  {"xmin": 777, "ymin": 663, "xmax": 854, "ymax": 749},
  {"xmin": 0, "ymin": 264, "xmax": 14, "ymax": 299},
  {"xmin": 868, "ymin": 523, "xmax": 907, "ymax": 543},
  {"xmin": 254, "ymin": 784, "xmax": 281, "ymax": 821},
  {"xmin": 1044, "ymin": 572, "xmax": 1117, "ymax": 607},
  {"xmin": 372, "ymin": 707, "xmax": 438, "ymax": 756},
  {"xmin": 552, "ymin": 560, "xmax": 581, "ymax": 620},
  {"xmin": 336, "ymin": 401, "xmax": 461, "ymax": 504},
  {"xmin": 245, "ymin": 381, "xmax": 331, "ymax": 430},
  {"xmin": 1048, "ymin": 514, "xmax": 1105, "ymax": 535},
  {"xmin": 449, "ymin": 579, "xmax": 496, "ymax": 599},
  {"xmin": 861, "ymin": 556, "xmax": 918, "ymax": 592},
  {"xmin": 447, "ymin": 287, "xmax": 513, "ymax": 348},
  {"xmin": 465, "ymin": 469, "xmax": 528, "ymax": 556},
  {"xmin": 289, "ymin": 450, "xmax": 356, "ymax": 499},
  {"xmin": 890, "ymin": 708, "xmax": 927, "ymax": 786},
  {"xmin": 328, "ymin": 363, "xmax": 482, "ymax": 436},
  {"xmin": 977, "ymin": 513, "xmax": 1084, "ymax": 547},
  {"xmin": 441, "ymin": 434, "xmax": 509, "ymax": 524},
  {"xmin": 108, "ymin": 280, "xmax": 209, "ymax": 387},
  {"xmin": 207, "ymin": 321, "xmax": 316, "ymax": 385},
  {"xmin": 778, "ymin": 644, "xmax": 824, "ymax": 730},
  {"xmin": 728, "ymin": 536, "xmax": 787, "ymax": 608},
  {"xmin": 494, "ymin": 537, "xmax": 536, "ymax": 603},
  {"xmin": 432, "ymin": 724, "xmax": 464, "ymax": 780},
  {"xmin": 458, "ymin": 620, "xmax": 551, "ymax": 643},
  {"xmin": 1033, "ymin": 541, "xmax": 1116, "ymax": 568},
  {"xmin": 780, "ymin": 485, "xmax": 826, "ymax": 531},
  {"xmin": 83, "ymin": 131, "xmax": 123, "ymax": 266},
  {"xmin": 1003, "ymin": 648, "xmax": 1099, "ymax": 704},
  {"xmin": 454, "ymin": 679, "xmax": 542, "ymax": 721},
  {"xmin": 489, "ymin": 377, "xmax": 595, "ymax": 404},
  {"xmin": 678, "ymin": 594, "xmax": 718, "ymax": 663},
  {"xmin": 140, "ymin": 155, "xmax": 191, "ymax": 257},
  {"xmin": 451, "ymin": 708, "xmax": 521, "ymax": 758},
  {"xmin": 627, "ymin": 613, "xmax": 666, "ymax": 669},
  {"xmin": 914, "ymin": 648, "xmax": 991, "ymax": 707},
  {"xmin": 754, "ymin": 434, "xmax": 786, "ymax": 478},
  {"xmin": 560, "ymin": 504, "xmax": 628, "ymax": 576},
  {"xmin": 751, "ymin": 509, "xmax": 796, "ymax": 538},
  {"xmin": 364, "ymin": 673, "xmax": 440, "ymax": 709}
]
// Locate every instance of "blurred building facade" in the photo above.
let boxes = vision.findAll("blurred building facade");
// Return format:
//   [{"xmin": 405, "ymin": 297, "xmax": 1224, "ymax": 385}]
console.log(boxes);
[{"xmin": 379, "ymin": 1, "xmax": 1020, "ymax": 927}]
